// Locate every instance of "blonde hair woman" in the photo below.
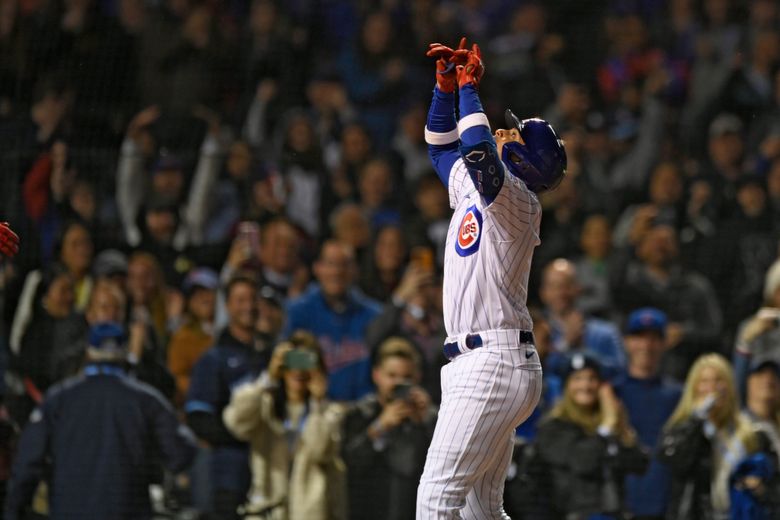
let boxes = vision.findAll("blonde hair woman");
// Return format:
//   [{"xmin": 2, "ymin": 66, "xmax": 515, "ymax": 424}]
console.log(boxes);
[
  {"xmin": 223, "ymin": 331, "xmax": 347, "ymax": 520},
  {"xmin": 531, "ymin": 354, "xmax": 648, "ymax": 519},
  {"xmin": 659, "ymin": 353, "xmax": 762, "ymax": 520}
]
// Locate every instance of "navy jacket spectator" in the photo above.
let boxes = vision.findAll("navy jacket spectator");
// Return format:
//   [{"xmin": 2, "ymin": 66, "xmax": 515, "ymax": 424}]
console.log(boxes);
[
  {"xmin": 613, "ymin": 308, "xmax": 682, "ymax": 518},
  {"xmin": 5, "ymin": 323, "xmax": 195, "ymax": 520},
  {"xmin": 184, "ymin": 328, "xmax": 267, "ymax": 498},
  {"xmin": 184, "ymin": 276, "xmax": 265, "ymax": 518}
]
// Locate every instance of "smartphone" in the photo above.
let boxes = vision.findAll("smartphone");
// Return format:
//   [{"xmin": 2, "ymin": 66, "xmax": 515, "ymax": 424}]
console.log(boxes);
[
  {"xmin": 237, "ymin": 221, "xmax": 260, "ymax": 258},
  {"xmin": 392, "ymin": 382, "xmax": 413, "ymax": 401},
  {"xmin": 410, "ymin": 246, "xmax": 435, "ymax": 273},
  {"xmin": 284, "ymin": 349, "xmax": 318, "ymax": 370}
]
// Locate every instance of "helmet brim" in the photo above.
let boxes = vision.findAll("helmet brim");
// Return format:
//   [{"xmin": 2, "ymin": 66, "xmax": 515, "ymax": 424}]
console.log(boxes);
[{"xmin": 505, "ymin": 109, "xmax": 522, "ymax": 133}]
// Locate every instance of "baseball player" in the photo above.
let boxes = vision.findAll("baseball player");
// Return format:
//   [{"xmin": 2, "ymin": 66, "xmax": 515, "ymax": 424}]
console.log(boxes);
[
  {"xmin": 0, "ymin": 221, "xmax": 19, "ymax": 258},
  {"xmin": 416, "ymin": 38, "xmax": 567, "ymax": 519}
]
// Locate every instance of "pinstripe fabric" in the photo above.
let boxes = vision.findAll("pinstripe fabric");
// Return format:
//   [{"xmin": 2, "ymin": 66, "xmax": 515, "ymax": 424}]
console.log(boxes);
[
  {"xmin": 416, "ymin": 336, "xmax": 542, "ymax": 519},
  {"xmin": 417, "ymin": 155, "xmax": 544, "ymax": 519},
  {"xmin": 444, "ymin": 161, "xmax": 540, "ymax": 337}
]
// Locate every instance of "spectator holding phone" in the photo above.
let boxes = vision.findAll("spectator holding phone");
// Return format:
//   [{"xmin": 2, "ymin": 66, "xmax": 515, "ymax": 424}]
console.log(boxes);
[
  {"xmin": 223, "ymin": 331, "xmax": 347, "ymax": 520},
  {"xmin": 734, "ymin": 258, "xmax": 780, "ymax": 398},
  {"xmin": 659, "ymin": 353, "xmax": 766, "ymax": 519},
  {"xmin": 342, "ymin": 337, "xmax": 437, "ymax": 520}
]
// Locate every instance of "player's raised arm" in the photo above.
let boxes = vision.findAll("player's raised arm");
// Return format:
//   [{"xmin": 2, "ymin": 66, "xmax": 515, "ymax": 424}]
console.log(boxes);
[
  {"xmin": 424, "ymin": 38, "xmax": 467, "ymax": 186},
  {"xmin": 454, "ymin": 44, "xmax": 506, "ymax": 205}
]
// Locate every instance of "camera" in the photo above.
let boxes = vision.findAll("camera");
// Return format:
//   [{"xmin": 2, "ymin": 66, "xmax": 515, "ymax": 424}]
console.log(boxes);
[
  {"xmin": 284, "ymin": 349, "xmax": 318, "ymax": 370},
  {"xmin": 392, "ymin": 382, "xmax": 413, "ymax": 401}
]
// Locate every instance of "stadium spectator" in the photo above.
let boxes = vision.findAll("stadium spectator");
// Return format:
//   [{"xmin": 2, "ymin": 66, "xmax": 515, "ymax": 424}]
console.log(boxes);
[
  {"xmin": 342, "ymin": 337, "xmax": 436, "ymax": 520},
  {"xmin": 539, "ymin": 258, "xmax": 626, "ymax": 378},
  {"xmin": 167, "ymin": 267, "xmax": 218, "ymax": 405},
  {"xmin": 574, "ymin": 213, "xmax": 614, "ymax": 318},
  {"xmin": 658, "ymin": 353, "xmax": 767, "ymax": 518},
  {"xmin": 365, "ymin": 263, "xmax": 446, "ymax": 404},
  {"xmin": 356, "ymin": 157, "xmax": 401, "ymax": 231},
  {"xmin": 402, "ymin": 173, "xmax": 450, "ymax": 266},
  {"xmin": 530, "ymin": 353, "xmax": 648, "ymax": 518},
  {"xmin": 7, "ymin": 263, "xmax": 81, "ymax": 424},
  {"xmin": 613, "ymin": 308, "xmax": 682, "ymax": 519},
  {"xmin": 338, "ymin": 11, "xmax": 407, "ymax": 146},
  {"xmin": 611, "ymin": 222, "xmax": 722, "ymax": 381},
  {"xmin": 283, "ymin": 240, "xmax": 381, "ymax": 401},
  {"xmin": 185, "ymin": 274, "xmax": 264, "ymax": 519},
  {"xmin": 359, "ymin": 224, "xmax": 408, "ymax": 303},
  {"xmin": 733, "ymin": 258, "xmax": 780, "ymax": 397},
  {"xmin": 10, "ymin": 221, "xmax": 94, "ymax": 352},
  {"xmin": 4, "ymin": 322, "xmax": 195, "ymax": 520},
  {"xmin": 223, "ymin": 331, "xmax": 347, "ymax": 519}
]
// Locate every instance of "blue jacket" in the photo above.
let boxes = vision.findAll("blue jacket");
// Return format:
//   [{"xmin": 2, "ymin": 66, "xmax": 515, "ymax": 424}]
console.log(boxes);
[
  {"xmin": 547, "ymin": 316, "xmax": 626, "ymax": 380},
  {"xmin": 613, "ymin": 373, "xmax": 682, "ymax": 517},
  {"xmin": 284, "ymin": 284, "xmax": 382, "ymax": 401},
  {"xmin": 5, "ymin": 364, "xmax": 195, "ymax": 520},
  {"xmin": 185, "ymin": 330, "xmax": 267, "ymax": 492}
]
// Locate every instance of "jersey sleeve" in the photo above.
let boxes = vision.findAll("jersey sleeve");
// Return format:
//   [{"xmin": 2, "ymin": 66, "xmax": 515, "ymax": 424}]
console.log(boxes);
[
  {"xmin": 456, "ymin": 85, "xmax": 505, "ymax": 205},
  {"xmin": 425, "ymin": 86, "xmax": 460, "ymax": 187}
]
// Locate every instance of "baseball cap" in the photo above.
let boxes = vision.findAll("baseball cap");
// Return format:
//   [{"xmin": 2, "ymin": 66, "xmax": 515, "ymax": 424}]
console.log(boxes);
[
  {"xmin": 87, "ymin": 322, "xmax": 128, "ymax": 361},
  {"xmin": 708, "ymin": 113, "xmax": 743, "ymax": 139},
  {"xmin": 93, "ymin": 249, "xmax": 128, "ymax": 278},
  {"xmin": 748, "ymin": 358, "xmax": 780, "ymax": 378},
  {"xmin": 258, "ymin": 284, "xmax": 284, "ymax": 308},
  {"xmin": 559, "ymin": 352, "xmax": 603, "ymax": 382},
  {"xmin": 152, "ymin": 152, "xmax": 183, "ymax": 174},
  {"xmin": 626, "ymin": 307, "xmax": 667, "ymax": 337},
  {"xmin": 182, "ymin": 267, "xmax": 219, "ymax": 296}
]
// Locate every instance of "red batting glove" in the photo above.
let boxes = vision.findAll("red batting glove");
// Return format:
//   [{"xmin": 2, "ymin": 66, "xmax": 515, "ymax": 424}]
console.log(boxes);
[
  {"xmin": 427, "ymin": 37, "xmax": 469, "ymax": 93},
  {"xmin": 456, "ymin": 43, "xmax": 485, "ymax": 90},
  {"xmin": 0, "ymin": 222, "xmax": 19, "ymax": 258}
]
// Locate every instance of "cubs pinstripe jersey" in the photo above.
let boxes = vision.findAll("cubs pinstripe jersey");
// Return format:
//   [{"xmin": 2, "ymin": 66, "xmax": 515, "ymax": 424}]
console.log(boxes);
[{"xmin": 443, "ymin": 158, "xmax": 541, "ymax": 338}]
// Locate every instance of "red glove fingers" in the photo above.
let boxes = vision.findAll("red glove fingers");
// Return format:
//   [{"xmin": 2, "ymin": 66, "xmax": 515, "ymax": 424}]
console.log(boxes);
[
  {"xmin": 426, "ymin": 36, "xmax": 468, "ymax": 61},
  {"xmin": 0, "ymin": 222, "xmax": 19, "ymax": 258},
  {"xmin": 456, "ymin": 43, "xmax": 485, "ymax": 89},
  {"xmin": 428, "ymin": 37, "xmax": 469, "ymax": 93}
]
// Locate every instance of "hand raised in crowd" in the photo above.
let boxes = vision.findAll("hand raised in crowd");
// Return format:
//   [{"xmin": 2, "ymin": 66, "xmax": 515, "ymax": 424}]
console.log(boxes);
[
  {"xmin": 598, "ymin": 383, "xmax": 622, "ymax": 431},
  {"xmin": 0, "ymin": 222, "xmax": 19, "ymax": 259},
  {"xmin": 392, "ymin": 265, "xmax": 435, "ymax": 306},
  {"xmin": 561, "ymin": 309, "xmax": 585, "ymax": 347},
  {"xmin": 268, "ymin": 343, "xmax": 294, "ymax": 383},
  {"xmin": 664, "ymin": 322, "xmax": 685, "ymax": 350},
  {"xmin": 737, "ymin": 308, "xmax": 780, "ymax": 348},
  {"xmin": 225, "ymin": 232, "xmax": 256, "ymax": 270},
  {"xmin": 600, "ymin": 383, "xmax": 637, "ymax": 445},
  {"xmin": 127, "ymin": 105, "xmax": 160, "ymax": 143},
  {"xmin": 377, "ymin": 398, "xmax": 414, "ymax": 432},
  {"xmin": 407, "ymin": 386, "xmax": 432, "ymax": 423},
  {"xmin": 192, "ymin": 104, "xmax": 222, "ymax": 137}
]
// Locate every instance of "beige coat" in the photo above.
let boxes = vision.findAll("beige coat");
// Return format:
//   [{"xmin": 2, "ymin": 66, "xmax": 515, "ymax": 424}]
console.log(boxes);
[{"xmin": 223, "ymin": 381, "xmax": 348, "ymax": 520}]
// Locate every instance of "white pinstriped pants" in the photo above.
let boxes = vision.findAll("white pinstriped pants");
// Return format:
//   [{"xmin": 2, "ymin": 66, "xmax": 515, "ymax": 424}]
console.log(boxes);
[{"xmin": 416, "ymin": 330, "xmax": 543, "ymax": 519}]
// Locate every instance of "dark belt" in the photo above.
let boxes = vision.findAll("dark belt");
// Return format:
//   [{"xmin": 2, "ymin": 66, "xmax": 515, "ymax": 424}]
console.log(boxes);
[{"xmin": 443, "ymin": 331, "xmax": 534, "ymax": 360}]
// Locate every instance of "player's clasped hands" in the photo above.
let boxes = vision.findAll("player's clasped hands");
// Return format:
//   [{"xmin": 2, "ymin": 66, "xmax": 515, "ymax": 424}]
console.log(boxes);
[{"xmin": 426, "ymin": 36, "xmax": 485, "ymax": 91}]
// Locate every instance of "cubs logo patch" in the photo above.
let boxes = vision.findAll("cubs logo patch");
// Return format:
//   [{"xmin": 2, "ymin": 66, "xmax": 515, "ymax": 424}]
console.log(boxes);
[{"xmin": 455, "ymin": 205, "xmax": 482, "ymax": 257}]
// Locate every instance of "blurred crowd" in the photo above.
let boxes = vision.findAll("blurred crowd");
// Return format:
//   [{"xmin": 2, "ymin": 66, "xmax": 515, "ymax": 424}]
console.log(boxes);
[{"xmin": 0, "ymin": 0, "xmax": 780, "ymax": 518}]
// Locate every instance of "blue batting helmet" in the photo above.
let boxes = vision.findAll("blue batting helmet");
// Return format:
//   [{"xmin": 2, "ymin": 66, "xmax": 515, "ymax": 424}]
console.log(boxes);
[{"xmin": 501, "ymin": 110, "xmax": 567, "ymax": 193}]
